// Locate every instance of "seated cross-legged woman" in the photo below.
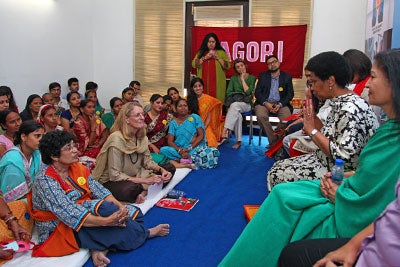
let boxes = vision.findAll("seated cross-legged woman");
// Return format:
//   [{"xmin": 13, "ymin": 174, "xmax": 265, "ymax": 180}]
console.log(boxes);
[
  {"xmin": 93, "ymin": 102, "xmax": 173, "ymax": 204},
  {"xmin": 160, "ymin": 98, "xmax": 219, "ymax": 169},
  {"xmin": 30, "ymin": 130, "xmax": 170, "ymax": 267}
]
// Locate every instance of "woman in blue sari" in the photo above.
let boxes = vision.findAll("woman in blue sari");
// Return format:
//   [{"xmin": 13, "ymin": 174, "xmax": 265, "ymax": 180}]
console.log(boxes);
[{"xmin": 160, "ymin": 98, "xmax": 219, "ymax": 169}]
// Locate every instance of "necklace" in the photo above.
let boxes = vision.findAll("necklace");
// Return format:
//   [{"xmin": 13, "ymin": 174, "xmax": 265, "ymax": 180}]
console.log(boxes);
[{"xmin": 129, "ymin": 152, "xmax": 139, "ymax": 164}]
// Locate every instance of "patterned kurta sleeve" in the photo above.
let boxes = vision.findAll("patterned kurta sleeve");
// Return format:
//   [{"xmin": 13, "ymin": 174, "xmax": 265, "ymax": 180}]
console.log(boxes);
[
  {"xmin": 33, "ymin": 173, "xmax": 90, "ymax": 230},
  {"xmin": 319, "ymin": 95, "xmax": 379, "ymax": 169},
  {"xmin": 87, "ymin": 174, "xmax": 111, "ymax": 199}
]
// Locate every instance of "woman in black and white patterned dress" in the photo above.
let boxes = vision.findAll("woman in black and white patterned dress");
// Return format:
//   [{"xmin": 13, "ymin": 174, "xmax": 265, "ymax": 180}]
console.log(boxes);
[{"xmin": 267, "ymin": 52, "xmax": 379, "ymax": 191}]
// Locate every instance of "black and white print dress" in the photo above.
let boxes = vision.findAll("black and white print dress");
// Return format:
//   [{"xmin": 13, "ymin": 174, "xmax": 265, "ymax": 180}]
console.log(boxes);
[{"xmin": 267, "ymin": 93, "xmax": 379, "ymax": 191}]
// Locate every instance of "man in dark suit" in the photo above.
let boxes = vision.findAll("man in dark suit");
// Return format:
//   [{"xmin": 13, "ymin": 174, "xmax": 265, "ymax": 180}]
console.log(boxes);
[{"xmin": 254, "ymin": 55, "xmax": 294, "ymax": 147}]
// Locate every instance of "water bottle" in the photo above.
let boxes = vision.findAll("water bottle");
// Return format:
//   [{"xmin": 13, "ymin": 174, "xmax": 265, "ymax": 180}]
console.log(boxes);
[{"xmin": 331, "ymin": 158, "xmax": 344, "ymax": 184}]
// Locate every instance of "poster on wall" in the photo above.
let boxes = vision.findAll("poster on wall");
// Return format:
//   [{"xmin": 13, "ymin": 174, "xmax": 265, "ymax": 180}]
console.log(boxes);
[
  {"xmin": 191, "ymin": 25, "xmax": 307, "ymax": 78},
  {"xmin": 365, "ymin": 0, "xmax": 394, "ymax": 59}
]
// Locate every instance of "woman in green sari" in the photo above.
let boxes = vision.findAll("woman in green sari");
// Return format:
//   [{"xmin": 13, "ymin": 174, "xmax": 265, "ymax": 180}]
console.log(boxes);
[{"xmin": 219, "ymin": 49, "xmax": 400, "ymax": 267}]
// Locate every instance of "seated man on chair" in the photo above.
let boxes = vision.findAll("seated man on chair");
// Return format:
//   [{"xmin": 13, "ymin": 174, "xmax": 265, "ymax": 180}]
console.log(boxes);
[{"xmin": 254, "ymin": 55, "xmax": 294, "ymax": 147}]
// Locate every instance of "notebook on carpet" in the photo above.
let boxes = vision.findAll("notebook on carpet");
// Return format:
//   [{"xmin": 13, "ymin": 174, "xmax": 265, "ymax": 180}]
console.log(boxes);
[{"xmin": 156, "ymin": 196, "xmax": 199, "ymax": 211}]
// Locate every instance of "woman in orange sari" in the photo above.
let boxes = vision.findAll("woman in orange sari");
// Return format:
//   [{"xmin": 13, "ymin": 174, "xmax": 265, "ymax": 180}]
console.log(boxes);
[{"xmin": 187, "ymin": 77, "xmax": 223, "ymax": 148}]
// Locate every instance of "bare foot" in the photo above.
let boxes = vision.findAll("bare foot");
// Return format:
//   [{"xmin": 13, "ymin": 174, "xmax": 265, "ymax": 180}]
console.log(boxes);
[
  {"xmin": 135, "ymin": 191, "xmax": 147, "ymax": 204},
  {"xmin": 91, "ymin": 250, "xmax": 110, "ymax": 267},
  {"xmin": 148, "ymin": 224, "xmax": 170, "ymax": 238},
  {"xmin": 170, "ymin": 160, "xmax": 192, "ymax": 169},
  {"xmin": 232, "ymin": 141, "xmax": 242, "ymax": 149}
]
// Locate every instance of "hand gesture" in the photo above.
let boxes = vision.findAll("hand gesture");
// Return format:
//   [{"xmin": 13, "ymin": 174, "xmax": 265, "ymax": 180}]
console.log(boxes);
[
  {"xmin": 271, "ymin": 104, "xmax": 281, "ymax": 113},
  {"xmin": 8, "ymin": 220, "xmax": 32, "ymax": 241},
  {"xmin": 160, "ymin": 169, "xmax": 172, "ymax": 183},
  {"xmin": 106, "ymin": 208, "xmax": 129, "ymax": 227},
  {"xmin": 320, "ymin": 173, "xmax": 339, "ymax": 203},
  {"xmin": 313, "ymin": 241, "xmax": 359, "ymax": 267},
  {"xmin": 302, "ymin": 98, "xmax": 316, "ymax": 134},
  {"xmin": 148, "ymin": 175, "xmax": 162, "ymax": 185}
]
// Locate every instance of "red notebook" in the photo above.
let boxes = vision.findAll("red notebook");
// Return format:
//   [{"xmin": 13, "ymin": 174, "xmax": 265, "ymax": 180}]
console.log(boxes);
[
  {"xmin": 243, "ymin": 205, "xmax": 260, "ymax": 221},
  {"xmin": 156, "ymin": 197, "xmax": 199, "ymax": 212}
]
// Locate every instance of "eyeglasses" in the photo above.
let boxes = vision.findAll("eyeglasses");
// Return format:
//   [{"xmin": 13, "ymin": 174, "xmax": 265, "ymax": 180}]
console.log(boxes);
[
  {"xmin": 62, "ymin": 143, "xmax": 77, "ymax": 152},
  {"xmin": 128, "ymin": 112, "xmax": 145, "ymax": 119},
  {"xmin": 267, "ymin": 60, "xmax": 278, "ymax": 66}
]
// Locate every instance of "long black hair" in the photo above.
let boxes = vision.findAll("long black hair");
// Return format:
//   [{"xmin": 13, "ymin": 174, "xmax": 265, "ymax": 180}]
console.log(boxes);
[
  {"xmin": 196, "ymin": 32, "xmax": 225, "ymax": 58},
  {"xmin": 187, "ymin": 77, "xmax": 203, "ymax": 115},
  {"xmin": 14, "ymin": 120, "xmax": 44, "ymax": 145}
]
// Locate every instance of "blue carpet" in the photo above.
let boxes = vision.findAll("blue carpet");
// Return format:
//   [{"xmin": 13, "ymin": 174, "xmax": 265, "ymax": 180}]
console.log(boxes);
[{"xmin": 83, "ymin": 135, "xmax": 274, "ymax": 267}]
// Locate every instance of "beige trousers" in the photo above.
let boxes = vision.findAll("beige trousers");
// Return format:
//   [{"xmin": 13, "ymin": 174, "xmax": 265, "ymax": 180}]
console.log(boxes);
[{"xmin": 254, "ymin": 104, "xmax": 291, "ymax": 144}]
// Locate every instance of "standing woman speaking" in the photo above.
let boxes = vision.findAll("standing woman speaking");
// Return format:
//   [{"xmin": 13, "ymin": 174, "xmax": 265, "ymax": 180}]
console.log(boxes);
[{"xmin": 192, "ymin": 32, "xmax": 230, "ymax": 104}]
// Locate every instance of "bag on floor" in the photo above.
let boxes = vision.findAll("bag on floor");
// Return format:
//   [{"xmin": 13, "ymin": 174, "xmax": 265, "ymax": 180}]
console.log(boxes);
[{"xmin": 192, "ymin": 146, "xmax": 220, "ymax": 169}]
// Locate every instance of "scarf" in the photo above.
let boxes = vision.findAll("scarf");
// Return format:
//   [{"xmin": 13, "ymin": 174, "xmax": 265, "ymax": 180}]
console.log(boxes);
[{"xmin": 92, "ymin": 131, "xmax": 149, "ymax": 179}]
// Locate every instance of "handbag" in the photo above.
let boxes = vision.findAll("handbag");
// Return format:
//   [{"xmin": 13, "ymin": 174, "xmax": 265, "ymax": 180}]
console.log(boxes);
[
  {"xmin": 225, "ymin": 93, "xmax": 252, "ymax": 107},
  {"xmin": 192, "ymin": 146, "xmax": 220, "ymax": 169}
]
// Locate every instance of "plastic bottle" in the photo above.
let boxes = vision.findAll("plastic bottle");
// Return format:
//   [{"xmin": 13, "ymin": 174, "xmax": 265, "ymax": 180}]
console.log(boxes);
[{"xmin": 331, "ymin": 158, "xmax": 344, "ymax": 184}]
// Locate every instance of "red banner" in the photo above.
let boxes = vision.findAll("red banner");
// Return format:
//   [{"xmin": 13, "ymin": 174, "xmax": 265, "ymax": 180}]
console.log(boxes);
[{"xmin": 191, "ymin": 25, "xmax": 307, "ymax": 78}]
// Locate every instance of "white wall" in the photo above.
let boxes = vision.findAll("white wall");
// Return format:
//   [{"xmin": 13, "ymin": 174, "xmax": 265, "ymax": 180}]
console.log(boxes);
[
  {"xmin": 0, "ymin": 0, "xmax": 133, "ymax": 110},
  {"xmin": 0, "ymin": 0, "xmax": 366, "ymax": 108},
  {"xmin": 310, "ymin": 0, "xmax": 368, "ymax": 56}
]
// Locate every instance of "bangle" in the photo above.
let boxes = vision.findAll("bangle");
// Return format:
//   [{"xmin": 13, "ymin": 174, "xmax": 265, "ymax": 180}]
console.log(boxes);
[
  {"xmin": 178, "ymin": 148, "xmax": 181, "ymax": 153},
  {"xmin": 4, "ymin": 215, "xmax": 17, "ymax": 225},
  {"xmin": 308, "ymin": 129, "xmax": 318, "ymax": 139}
]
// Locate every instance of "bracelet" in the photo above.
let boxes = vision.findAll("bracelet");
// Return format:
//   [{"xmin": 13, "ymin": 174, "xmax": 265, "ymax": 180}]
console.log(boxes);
[
  {"xmin": 4, "ymin": 215, "xmax": 17, "ymax": 225},
  {"xmin": 308, "ymin": 129, "xmax": 318, "ymax": 139}
]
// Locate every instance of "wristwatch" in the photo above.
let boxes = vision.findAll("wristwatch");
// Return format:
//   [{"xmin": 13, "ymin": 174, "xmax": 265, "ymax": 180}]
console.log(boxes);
[{"xmin": 309, "ymin": 129, "xmax": 318, "ymax": 139}]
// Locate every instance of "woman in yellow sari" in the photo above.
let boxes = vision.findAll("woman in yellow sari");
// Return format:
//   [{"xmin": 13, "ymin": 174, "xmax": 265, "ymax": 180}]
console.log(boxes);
[{"xmin": 187, "ymin": 77, "xmax": 223, "ymax": 148}]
